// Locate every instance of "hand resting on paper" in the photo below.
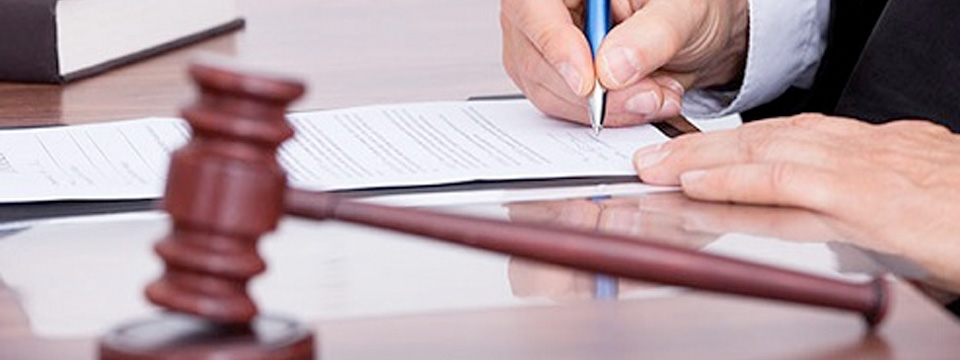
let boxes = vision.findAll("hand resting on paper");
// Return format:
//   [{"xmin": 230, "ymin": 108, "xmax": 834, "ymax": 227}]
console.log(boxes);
[
  {"xmin": 499, "ymin": 0, "xmax": 748, "ymax": 127},
  {"xmin": 634, "ymin": 114, "xmax": 960, "ymax": 292}
]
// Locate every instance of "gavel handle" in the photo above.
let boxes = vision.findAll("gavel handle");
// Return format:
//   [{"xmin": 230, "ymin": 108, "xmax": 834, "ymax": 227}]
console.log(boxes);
[{"xmin": 284, "ymin": 189, "xmax": 889, "ymax": 329}]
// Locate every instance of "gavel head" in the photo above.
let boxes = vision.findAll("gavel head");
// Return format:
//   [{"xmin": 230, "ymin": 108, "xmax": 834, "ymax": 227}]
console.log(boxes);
[{"xmin": 145, "ymin": 59, "xmax": 305, "ymax": 324}]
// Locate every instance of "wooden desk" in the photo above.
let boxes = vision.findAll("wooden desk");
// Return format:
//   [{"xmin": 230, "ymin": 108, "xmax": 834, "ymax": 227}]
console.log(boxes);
[
  {"xmin": 0, "ymin": 1, "xmax": 959, "ymax": 359},
  {"xmin": 0, "ymin": 0, "xmax": 515, "ymax": 127}
]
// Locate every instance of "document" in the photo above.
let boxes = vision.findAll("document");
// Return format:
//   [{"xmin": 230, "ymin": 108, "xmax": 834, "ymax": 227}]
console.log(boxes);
[{"xmin": 0, "ymin": 99, "xmax": 668, "ymax": 203}]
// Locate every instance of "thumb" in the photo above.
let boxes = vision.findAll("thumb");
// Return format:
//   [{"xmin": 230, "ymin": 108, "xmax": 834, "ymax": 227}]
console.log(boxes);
[{"xmin": 596, "ymin": 1, "xmax": 699, "ymax": 90}]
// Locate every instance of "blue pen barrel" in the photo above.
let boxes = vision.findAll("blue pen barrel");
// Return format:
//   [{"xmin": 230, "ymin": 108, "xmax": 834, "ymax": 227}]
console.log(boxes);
[{"xmin": 584, "ymin": 0, "xmax": 612, "ymax": 56}]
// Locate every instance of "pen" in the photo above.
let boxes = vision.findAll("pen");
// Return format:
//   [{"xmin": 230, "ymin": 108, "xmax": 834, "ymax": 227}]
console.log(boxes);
[{"xmin": 584, "ymin": 0, "xmax": 611, "ymax": 135}]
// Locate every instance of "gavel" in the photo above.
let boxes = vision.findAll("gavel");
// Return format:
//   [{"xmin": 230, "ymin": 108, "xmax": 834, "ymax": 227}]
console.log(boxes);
[{"xmin": 99, "ymin": 60, "xmax": 889, "ymax": 360}]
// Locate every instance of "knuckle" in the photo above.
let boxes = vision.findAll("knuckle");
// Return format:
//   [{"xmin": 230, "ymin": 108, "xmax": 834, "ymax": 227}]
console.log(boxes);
[
  {"xmin": 650, "ymin": 14, "xmax": 685, "ymax": 50},
  {"xmin": 500, "ymin": 53, "xmax": 525, "ymax": 90},
  {"xmin": 500, "ymin": 0, "xmax": 522, "ymax": 26},
  {"xmin": 890, "ymin": 119, "xmax": 951, "ymax": 136},
  {"xmin": 651, "ymin": 20, "xmax": 685, "ymax": 58},
  {"xmin": 528, "ymin": 26, "xmax": 567, "ymax": 62},
  {"xmin": 922, "ymin": 122, "xmax": 952, "ymax": 135},
  {"xmin": 525, "ymin": 85, "xmax": 570, "ymax": 120},
  {"xmin": 525, "ymin": 85, "xmax": 552, "ymax": 109},
  {"xmin": 869, "ymin": 125, "xmax": 918, "ymax": 147},
  {"xmin": 872, "ymin": 121, "xmax": 953, "ymax": 153},
  {"xmin": 663, "ymin": 132, "xmax": 699, "ymax": 152},
  {"xmin": 507, "ymin": 47, "xmax": 544, "ymax": 84},
  {"xmin": 736, "ymin": 127, "xmax": 777, "ymax": 162},
  {"xmin": 876, "ymin": 120, "xmax": 923, "ymax": 134},
  {"xmin": 787, "ymin": 113, "xmax": 828, "ymax": 128},
  {"xmin": 767, "ymin": 163, "xmax": 799, "ymax": 201},
  {"xmin": 517, "ymin": 52, "xmax": 538, "ymax": 78},
  {"xmin": 867, "ymin": 148, "xmax": 913, "ymax": 169},
  {"xmin": 656, "ymin": 76, "xmax": 686, "ymax": 96},
  {"xmin": 604, "ymin": 113, "xmax": 648, "ymax": 127},
  {"xmin": 502, "ymin": 59, "xmax": 524, "ymax": 91}
]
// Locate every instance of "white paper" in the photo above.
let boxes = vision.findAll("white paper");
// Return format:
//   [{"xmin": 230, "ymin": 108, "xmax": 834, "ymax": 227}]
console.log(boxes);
[
  {"xmin": 281, "ymin": 100, "xmax": 667, "ymax": 190},
  {"xmin": 0, "ymin": 100, "xmax": 669, "ymax": 203},
  {"xmin": 0, "ymin": 119, "xmax": 187, "ymax": 202}
]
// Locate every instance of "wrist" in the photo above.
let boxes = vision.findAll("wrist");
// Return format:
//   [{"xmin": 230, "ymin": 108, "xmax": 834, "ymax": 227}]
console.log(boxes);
[{"xmin": 691, "ymin": 0, "xmax": 749, "ymax": 89}]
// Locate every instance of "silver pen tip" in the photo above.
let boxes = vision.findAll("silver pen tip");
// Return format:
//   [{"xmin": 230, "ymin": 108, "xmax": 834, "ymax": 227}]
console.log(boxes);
[{"xmin": 587, "ymin": 79, "xmax": 605, "ymax": 136}]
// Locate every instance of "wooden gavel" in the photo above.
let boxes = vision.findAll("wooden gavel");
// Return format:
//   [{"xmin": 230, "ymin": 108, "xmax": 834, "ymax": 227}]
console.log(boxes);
[{"xmin": 146, "ymin": 61, "xmax": 890, "ymax": 338}]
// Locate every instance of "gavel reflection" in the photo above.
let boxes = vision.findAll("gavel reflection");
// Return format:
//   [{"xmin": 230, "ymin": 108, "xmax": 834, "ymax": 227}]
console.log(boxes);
[
  {"xmin": 101, "ymin": 60, "xmax": 889, "ymax": 359},
  {"xmin": 503, "ymin": 194, "xmax": 865, "ymax": 301},
  {"xmin": 285, "ymin": 191, "xmax": 887, "ymax": 327}
]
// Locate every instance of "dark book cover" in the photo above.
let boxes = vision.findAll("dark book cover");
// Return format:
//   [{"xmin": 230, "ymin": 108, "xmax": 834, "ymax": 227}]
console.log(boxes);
[
  {"xmin": 0, "ymin": 0, "xmax": 61, "ymax": 83},
  {"xmin": 0, "ymin": 0, "xmax": 244, "ymax": 84}
]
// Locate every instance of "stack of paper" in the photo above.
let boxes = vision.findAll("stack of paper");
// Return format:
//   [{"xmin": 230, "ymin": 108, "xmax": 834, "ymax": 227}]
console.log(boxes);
[{"xmin": 0, "ymin": 100, "xmax": 671, "ymax": 203}]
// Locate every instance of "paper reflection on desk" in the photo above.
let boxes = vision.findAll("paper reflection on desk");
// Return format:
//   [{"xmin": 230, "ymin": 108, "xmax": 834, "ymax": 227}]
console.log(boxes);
[
  {"xmin": 0, "ymin": 209, "xmax": 528, "ymax": 338},
  {"xmin": 0, "ymin": 192, "xmax": 916, "ymax": 339}
]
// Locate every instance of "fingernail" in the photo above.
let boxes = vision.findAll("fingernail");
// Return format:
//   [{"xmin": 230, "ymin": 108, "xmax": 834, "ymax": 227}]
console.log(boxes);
[
  {"xmin": 680, "ymin": 170, "xmax": 706, "ymax": 185},
  {"xmin": 635, "ymin": 149, "xmax": 669, "ymax": 169},
  {"xmin": 634, "ymin": 142, "xmax": 663, "ymax": 157},
  {"xmin": 556, "ymin": 62, "xmax": 583, "ymax": 95},
  {"xmin": 602, "ymin": 47, "xmax": 641, "ymax": 87},
  {"xmin": 625, "ymin": 91, "xmax": 661, "ymax": 116},
  {"xmin": 662, "ymin": 98, "xmax": 682, "ymax": 116},
  {"xmin": 665, "ymin": 78, "xmax": 685, "ymax": 95}
]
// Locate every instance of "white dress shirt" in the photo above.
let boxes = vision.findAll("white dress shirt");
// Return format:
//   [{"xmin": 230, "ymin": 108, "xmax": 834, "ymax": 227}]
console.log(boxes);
[{"xmin": 683, "ymin": 0, "xmax": 832, "ymax": 118}]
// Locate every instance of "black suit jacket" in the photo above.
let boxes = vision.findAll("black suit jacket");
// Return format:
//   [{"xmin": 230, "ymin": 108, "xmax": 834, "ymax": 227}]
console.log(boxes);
[{"xmin": 742, "ymin": 0, "xmax": 960, "ymax": 132}]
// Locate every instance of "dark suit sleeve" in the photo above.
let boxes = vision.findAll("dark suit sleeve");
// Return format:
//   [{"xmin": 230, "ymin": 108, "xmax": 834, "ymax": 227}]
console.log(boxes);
[
  {"xmin": 833, "ymin": 0, "xmax": 960, "ymax": 132},
  {"xmin": 743, "ymin": 0, "xmax": 960, "ymax": 132},
  {"xmin": 742, "ymin": 0, "xmax": 889, "ymax": 122}
]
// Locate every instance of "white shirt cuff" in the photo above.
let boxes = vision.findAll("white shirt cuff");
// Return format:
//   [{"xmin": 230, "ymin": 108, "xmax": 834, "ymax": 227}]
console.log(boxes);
[{"xmin": 683, "ymin": 0, "xmax": 831, "ymax": 118}]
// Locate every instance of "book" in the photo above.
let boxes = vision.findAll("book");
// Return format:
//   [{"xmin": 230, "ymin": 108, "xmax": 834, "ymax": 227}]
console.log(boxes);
[{"xmin": 0, "ymin": 0, "xmax": 244, "ymax": 83}]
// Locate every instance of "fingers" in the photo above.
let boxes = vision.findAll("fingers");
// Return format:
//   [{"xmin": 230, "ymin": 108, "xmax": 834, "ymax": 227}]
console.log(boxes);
[
  {"xmin": 596, "ymin": 0, "xmax": 701, "ymax": 90},
  {"xmin": 502, "ymin": 8, "xmax": 590, "ymax": 123},
  {"xmin": 629, "ymin": 114, "xmax": 888, "ymax": 213},
  {"xmin": 677, "ymin": 163, "xmax": 845, "ymax": 212},
  {"xmin": 506, "ymin": 200, "xmax": 602, "ymax": 231},
  {"xmin": 602, "ymin": 72, "xmax": 692, "ymax": 126},
  {"xmin": 630, "ymin": 192, "xmax": 839, "ymax": 242},
  {"xmin": 501, "ymin": 0, "xmax": 700, "ymax": 127},
  {"xmin": 524, "ymin": 81, "xmax": 589, "ymax": 123},
  {"xmin": 501, "ymin": 0, "xmax": 595, "ymax": 96},
  {"xmin": 507, "ymin": 257, "xmax": 594, "ymax": 300},
  {"xmin": 598, "ymin": 205, "xmax": 719, "ymax": 248},
  {"xmin": 633, "ymin": 116, "xmax": 852, "ymax": 184}
]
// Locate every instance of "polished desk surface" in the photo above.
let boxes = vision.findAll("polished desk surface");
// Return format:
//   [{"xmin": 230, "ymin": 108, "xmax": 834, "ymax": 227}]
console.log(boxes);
[
  {"xmin": 2, "ymin": 194, "xmax": 960, "ymax": 360},
  {"xmin": 0, "ymin": 0, "xmax": 515, "ymax": 127},
  {"xmin": 1, "ymin": 1, "xmax": 959, "ymax": 359}
]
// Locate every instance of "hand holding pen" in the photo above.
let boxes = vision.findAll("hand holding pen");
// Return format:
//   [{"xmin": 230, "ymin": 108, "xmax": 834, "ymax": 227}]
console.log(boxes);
[{"xmin": 500, "ymin": 0, "xmax": 749, "ymax": 128}]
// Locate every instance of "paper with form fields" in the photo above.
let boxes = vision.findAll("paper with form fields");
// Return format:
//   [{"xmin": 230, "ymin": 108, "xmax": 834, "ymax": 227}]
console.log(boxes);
[{"xmin": 0, "ymin": 100, "xmax": 668, "ymax": 203}]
